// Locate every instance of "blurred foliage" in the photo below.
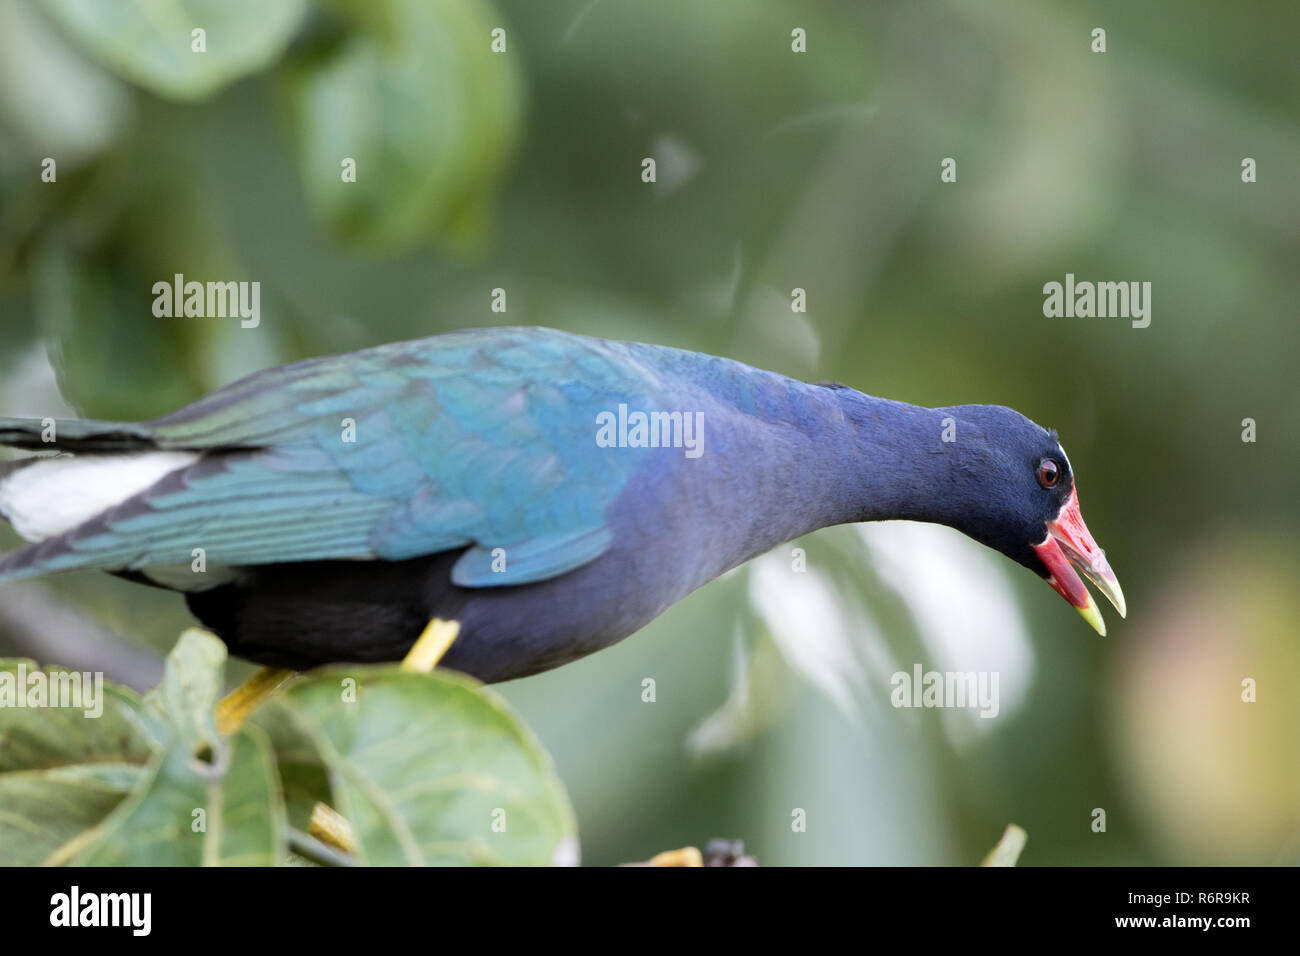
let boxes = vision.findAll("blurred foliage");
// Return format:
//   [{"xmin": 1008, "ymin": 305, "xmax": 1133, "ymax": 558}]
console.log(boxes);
[
  {"xmin": 0, "ymin": 0, "xmax": 1297, "ymax": 865},
  {"xmin": 36, "ymin": 0, "xmax": 309, "ymax": 101},
  {"xmin": 280, "ymin": 0, "xmax": 523, "ymax": 248},
  {"xmin": 1112, "ymin": 534, "xmax": 1300, "ymax": 865}
]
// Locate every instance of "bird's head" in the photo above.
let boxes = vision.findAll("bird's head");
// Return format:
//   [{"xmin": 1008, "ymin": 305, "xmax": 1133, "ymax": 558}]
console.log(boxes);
[{"xmin": 936, "ymin": 405, "xmax": 1126, "ymax": 635}]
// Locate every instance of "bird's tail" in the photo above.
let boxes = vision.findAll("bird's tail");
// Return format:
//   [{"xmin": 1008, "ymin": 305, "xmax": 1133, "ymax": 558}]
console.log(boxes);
[
  {"xmin": 0, "ymin": 459, "xmax": 45, "ymax": 584},
  {"xmin": 0, "ymin": 416, "xmax": 160, "ymax": 584},
  {"xmin": 0, "ymin": 546, "xmax": 44, "ymax": 584},
  {"xmin": 0, "ymin": 416, "xmax": 156, "ymax": 452}
]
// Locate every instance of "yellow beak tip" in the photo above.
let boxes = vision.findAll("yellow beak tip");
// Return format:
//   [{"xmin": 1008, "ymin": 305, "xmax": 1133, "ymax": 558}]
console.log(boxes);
[{"xmin": 1076, "ymin": 596, "xmax": 1107, "ymax": 637}]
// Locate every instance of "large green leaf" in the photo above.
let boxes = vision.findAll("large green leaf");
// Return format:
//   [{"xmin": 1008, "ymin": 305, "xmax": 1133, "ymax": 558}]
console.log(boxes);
[
  {"xmin": 279, "ymin": 0, "xmax": 523, "ymax": 249},
  {"xmin": 36, "ymin": 0, "xmax": 309, "ymax": 101},
  {"xmin": 268, "ymin": 667, "xmax": 578, "ymax": 865},
  {"xmin": 3, "ymin": 633, "xmax": 576, "ymax": 866},
  {"xmin": 0, "ymin": 764, "xmax": 147, "ymax": 866},
  {"xmin": 0, "ymin": 659, "xmax": 153, "ymax": 866},
  {"xmin": 71, "ymin": 726, "xmax": 285, "ymax": 865},
  {"xmin": 251, "ymin": 700, "xmax": 332, "ymax": 832},
  {"xmin": 65, "ymin": 630, "xmax": 287, "ymax": 865}
]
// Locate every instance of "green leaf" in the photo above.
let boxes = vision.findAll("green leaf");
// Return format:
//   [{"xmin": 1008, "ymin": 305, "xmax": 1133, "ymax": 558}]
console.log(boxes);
[
  {"xmin": 36, "ymin": 0, "xmax": 309, "ymax": 101},
  {"xmin": 0, "ymin": 659, "xmax": 154, "ymax": 865},
  {"xmin": 71, "ymin": 726, "xmax": 286, "ymax": 866},
  {"xmin": 0, "ymin": 0, "xmax": 131, "ymax": 167},
  {"xmin": 57, "ymin": 630, "xmax": 287, "ymax": 865},
  {"xmin": 32, "ymin": 237, "xmax": 215, "ymax": 421},
  {"xmin": 279, "ymin": 0, "xmax": 523, "ymax": 249},
  {"xmin": 0, "ymin": 660, "xmax": 153, "ymax": 774},
  {"xmin": 251, "ymin": 701, "xmax": 332, "ymax": 831},
  {"xmin": 3, "ymin": 636, "xmax": 575, "ymax": 866},
  {"xmin": 0, "ymin": 763, "xmax": 149, "ymax": 866},
  {"xmin": 142, "ymin": 627, "xmax": 225, "ymax": 754},
  {"xmin": 268, "ymin": 667, "xmax": 578, "ymax": 865},
  {"xmin": 980, "ymin": 824, "xmax": 1028, "ymax": 867}
]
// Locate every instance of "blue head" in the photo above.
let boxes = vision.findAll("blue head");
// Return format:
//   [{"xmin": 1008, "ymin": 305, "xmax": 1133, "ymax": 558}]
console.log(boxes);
[
  {"xmin": 835, "ymin": 392, "xmax": 1126, "ymax": 635},
  {"xmin": 934, "ymin": 404, "xmax": 1126, "ymax": 635}
]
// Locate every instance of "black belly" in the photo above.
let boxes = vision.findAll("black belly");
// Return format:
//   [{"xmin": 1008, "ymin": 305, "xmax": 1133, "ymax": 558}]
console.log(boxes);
[{"xmin": 183, "ymin": 544, "xmax": 680, "ymax": 683}]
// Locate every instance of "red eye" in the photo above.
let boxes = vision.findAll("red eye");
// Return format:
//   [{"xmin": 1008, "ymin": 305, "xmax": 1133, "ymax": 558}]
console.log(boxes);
[{"xmin": 1038, "ymin": 458, "xmax": 1060, "ymax": 488}]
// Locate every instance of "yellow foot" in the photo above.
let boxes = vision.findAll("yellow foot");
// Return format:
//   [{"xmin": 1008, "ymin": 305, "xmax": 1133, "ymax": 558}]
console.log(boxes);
[
  {"xmin": 401, "ymin": 618, "xmax": 461, "ymax": 673},
  {"xmin": 648, "ymin": 846, "xmax": 704, "ymax": 867},
  {"xmin": 215, "ymin": 667, "xmax": 295, "ymax": 735},
  {"xmin": 308, "ymin": 802, "xmax": 357, "ymax": 854}
]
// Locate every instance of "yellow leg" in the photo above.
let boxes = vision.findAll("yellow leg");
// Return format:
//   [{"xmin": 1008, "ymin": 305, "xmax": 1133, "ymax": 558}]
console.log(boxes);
[
  {"xmin": 308, "ymin": 802, "xmax": 357, "ymax": 854},
  {"xmin": 648, "ymin": 846, "xmax": 704, "ymax": 867},
  {"xmin": 216, "ymin": 667, "xmax": 295, "ymax": 735},
  {"xmin": 401, "ymin": 618, "xmax": 461, "ymax": 673}
]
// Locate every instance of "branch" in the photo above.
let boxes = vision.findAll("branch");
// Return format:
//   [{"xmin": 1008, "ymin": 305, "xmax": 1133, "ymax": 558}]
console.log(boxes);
[{"xmin": 0, "ymin": 584, "xmax": 165, "ymax": 691}]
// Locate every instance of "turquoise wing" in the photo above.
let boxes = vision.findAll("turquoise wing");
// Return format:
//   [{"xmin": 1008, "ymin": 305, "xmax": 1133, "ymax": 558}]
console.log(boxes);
[{"xmin": 0, "ymin": 328, "xmax": 661, "ymax": 586}]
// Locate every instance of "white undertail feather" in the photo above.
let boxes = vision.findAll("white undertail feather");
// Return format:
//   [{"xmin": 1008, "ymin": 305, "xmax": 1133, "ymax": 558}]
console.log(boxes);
[{"xmin": 0, "ymin": 451, "xmax": 199, "ymax": 543}]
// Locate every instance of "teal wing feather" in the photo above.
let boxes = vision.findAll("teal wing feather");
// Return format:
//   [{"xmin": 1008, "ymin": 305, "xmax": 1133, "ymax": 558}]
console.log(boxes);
[{"xmin": 0, "ymin": 328, "xmax": 662, "ymax": 586}]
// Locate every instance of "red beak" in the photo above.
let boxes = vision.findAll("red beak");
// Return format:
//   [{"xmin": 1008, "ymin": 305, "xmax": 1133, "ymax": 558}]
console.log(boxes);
[{"xmin": 1031, "ymin": 489, "xmax": 1126, "ymax": 635}]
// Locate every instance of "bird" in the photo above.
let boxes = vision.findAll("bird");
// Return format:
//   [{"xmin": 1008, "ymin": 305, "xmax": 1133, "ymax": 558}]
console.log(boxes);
[{"xmin": 0, "ymin": 326, "xmax": 1124, "ymax": 687}]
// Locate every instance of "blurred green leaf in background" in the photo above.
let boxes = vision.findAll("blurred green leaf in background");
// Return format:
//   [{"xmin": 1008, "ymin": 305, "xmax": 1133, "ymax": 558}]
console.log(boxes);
[
  {"xmin": 281, "ymin": 0, "xmax": 524, "ymax": 249},
  {"xmin": 36, "ymin": 0, "xmax": 310, "ymax": 101}
]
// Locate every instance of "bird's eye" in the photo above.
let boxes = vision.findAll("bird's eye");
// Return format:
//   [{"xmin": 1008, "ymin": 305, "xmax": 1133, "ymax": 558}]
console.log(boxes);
[{"xmin": 1037, "ymin": 458, "xmax": 1060, "ymax": 488}]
